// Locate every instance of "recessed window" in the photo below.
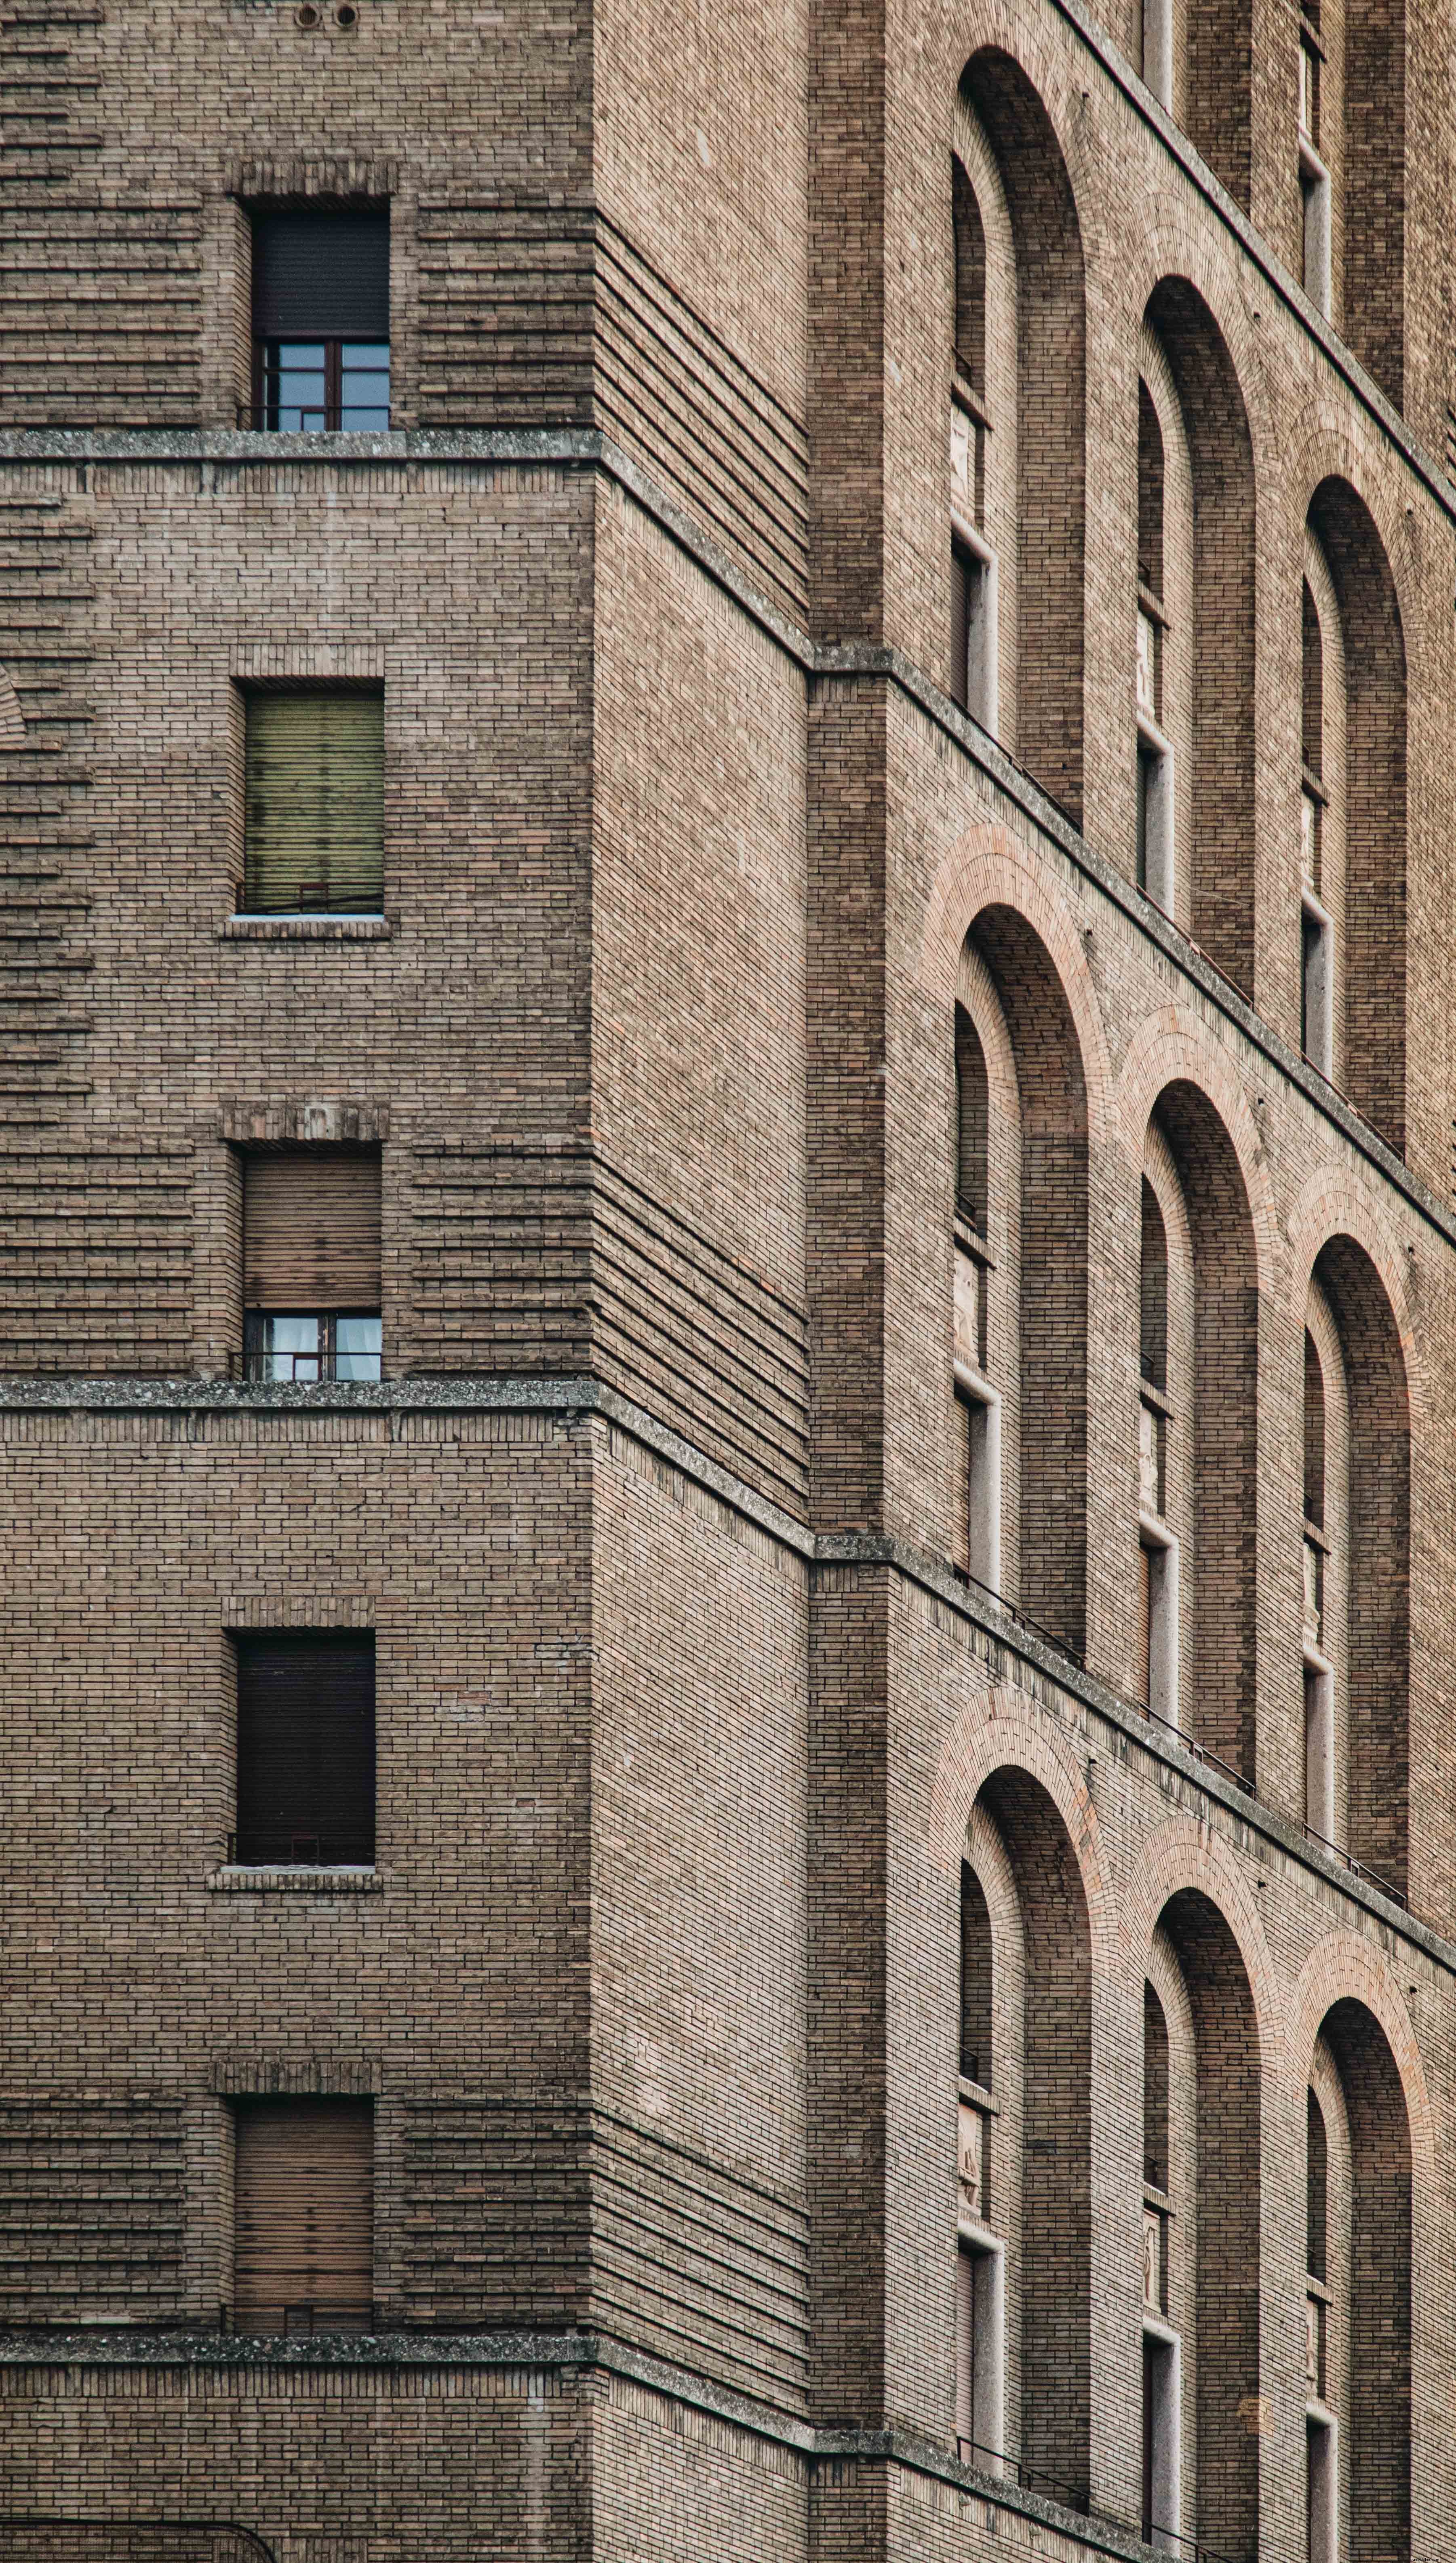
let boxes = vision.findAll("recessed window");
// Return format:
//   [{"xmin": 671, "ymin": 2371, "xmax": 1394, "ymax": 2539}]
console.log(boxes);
[
  {"xmin": 956, "ymin": 2236, "xmax": 1005, "ymax": 2471},
  {"xmin": 232, "ymin": 2097, "xmax": 373, "ymax": 2333},
  {"xmin": 242, "ymin": 687, "xmax": 384, "ymax": 917},
  {"xmin": 242, "ymin": 1147, "xmax": 382, "ymax": 1381},
  {"xmin": 233, "ymin": 1629, "xmax": 375, "ymax": 1868},
  {"xmin": 251, "ymin": 207, "xmax": 389, "ymax": 430}
]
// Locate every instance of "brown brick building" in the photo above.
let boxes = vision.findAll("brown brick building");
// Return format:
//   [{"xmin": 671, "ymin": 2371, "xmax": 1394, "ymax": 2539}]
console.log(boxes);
[{"xmin": 0, "ymin": 0, "xmax": 1451, "ymax": 2557}]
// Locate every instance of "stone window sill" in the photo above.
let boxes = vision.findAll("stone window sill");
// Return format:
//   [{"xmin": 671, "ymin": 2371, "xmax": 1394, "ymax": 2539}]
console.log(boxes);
[
  {"xmin": 206, "ymin": 1865, "xmax": 383, "ymax": 1895},
  {"xmin": 218, "ymin": 915, "xmax": 392, "ymax": 944}
]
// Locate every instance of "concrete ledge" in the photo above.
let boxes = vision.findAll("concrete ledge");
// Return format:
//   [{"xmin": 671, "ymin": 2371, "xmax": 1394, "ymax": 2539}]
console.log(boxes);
[{"xmin": 0, "ymin": 2325, "xmax": 1162, "ymax": 2563}]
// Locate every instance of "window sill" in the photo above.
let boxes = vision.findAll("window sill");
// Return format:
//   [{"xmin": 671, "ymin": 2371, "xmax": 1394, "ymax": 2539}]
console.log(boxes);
[
  {"xmin": 219, "ymin": 914, "xmax": 392, "ymax": 943},
  {"xmin": 206, "ymin": 1865, "xmax": 382, "ymax": 1895}
]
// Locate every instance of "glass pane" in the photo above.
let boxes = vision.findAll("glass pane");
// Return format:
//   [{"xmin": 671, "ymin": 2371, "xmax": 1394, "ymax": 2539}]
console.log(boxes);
[
  {"xmin": 261, "ymin": 1313, "xmax": 320, "ymax": 1381},
  {"xmin": 333, "ymin": 1315, "xmax": 382, "ymax": 1382},
  {"xmin": 263, "ymin": 341, "xmax": 326, "ymax": 432},
  {"xmin": 340, "ymin": 344, "xmax": 390, "ymax": 432}
]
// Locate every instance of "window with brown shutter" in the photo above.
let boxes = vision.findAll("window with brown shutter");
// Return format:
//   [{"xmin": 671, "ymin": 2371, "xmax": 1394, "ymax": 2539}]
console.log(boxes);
[
  {"xmin": 250, "ymin": 207, "xmax": 390, "ymax": 431},
  {"xmin": 241, "ymin": 1147, "xmax": 381, "ymax": 1380},
  {"xmin": 233, "ymin": 1630, "xmax": 375, "ymax": 1867},
  {"xmin": 241, "ymin": 688, "xmax": 384, "ymax": 917},
  {"xmin": 232, "ymin": 2098, "xmax": 373, "ymax": 2333}
]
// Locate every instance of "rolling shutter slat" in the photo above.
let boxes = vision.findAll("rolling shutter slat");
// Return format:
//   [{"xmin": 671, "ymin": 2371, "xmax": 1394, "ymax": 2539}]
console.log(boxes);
[
  {"xmin": 252, "ymin": 211, "xmax": 389, "ymax": 340},
  {"xmin": 235, "ymin": 1631, "xmax": 375, "ymax": 1867},
  {"xmin": 233, "ymin": 2100, "xmax": 374, "ymax": 2328},
  {"xmin": 243, "ymin": 1150, "xmax": 381, "ymax": 1311},
  {"xmin": 244, "ymin": 691, "xmax": 384, "ymax": 914}
]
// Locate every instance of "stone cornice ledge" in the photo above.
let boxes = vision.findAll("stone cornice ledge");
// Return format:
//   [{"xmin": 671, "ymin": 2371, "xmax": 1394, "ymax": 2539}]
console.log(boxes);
[
  {"xmin": 1, "ymin": 421, "xmax": 1443, "ymax": 1249},
  {"xmin": 4, "ymin": 1368, "xmax": 1447, "ymax": 1977},
  {"xmin": 0, "ymin": 2323, "xmax": 1153, "ymax": 2561}
]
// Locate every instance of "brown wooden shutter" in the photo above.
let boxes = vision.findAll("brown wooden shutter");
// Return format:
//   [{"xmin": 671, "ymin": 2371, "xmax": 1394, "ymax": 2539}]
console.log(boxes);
[
  {"xmin": 234, "ymin": 1630, "xmax": 375, "ymax": 1865},
  {"xmin": 950, "ymin": 541, "xmax": 971, "ymax": 712},
  {"xmin": 252, "ymin": 209, "xmax": 389, "ymax": 339},
  {"xmin": 243, "ymin": 690, "xmax": 384, "ymax": 914},
  {"xmin": 233, "ymin": 2098, "xmax": 373, "ymax": 2331},
  {"xmin": 243, "ymin": 1149, "xmax": 381, "ymax": 1311}
]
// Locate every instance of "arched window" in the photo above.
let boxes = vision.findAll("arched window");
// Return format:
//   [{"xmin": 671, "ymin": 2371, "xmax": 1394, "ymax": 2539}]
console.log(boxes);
[
  {"xmin": 959, "ymin": 1862, "xmax": 993, "ymax": 2086},
  {"xmin": 1135, "ymin": 381, "xmax": 1175, "ymax": 911},
  {"xmin": 955, "ymin": 911, "xmax": 1089, "ymax": 1656},
  {"xmin": 1302, "ymin": 1316, "xmax": 1338, "ymax": 1844},
  {"xmin": 959, "ymin": 51, "xmax": 1086, "ymax": 819},
  {"xmin": 1143, "ymin": 1983, "xmax": 1170, "ymax": 2190},
  {"xmin": 1137, "ymin": 1176, "xmax": 1179, "ymax": 1723},
  {"xmin": 1308, "ymin": 2006, "xmax": 1413, "ymax": 2561},
  {"xmin": 952, "ymin": 995, "xmax": 1001, "ymax": 1591},
  {"xmin": 1140, "ymin": 1971, "xmax": 1180, "ymax": 2546},
  {"xmin": 1149, "ymin": 1893, "xmax": 1261, "ymax": 2559},
  {"xmin": 955, "ymin": 1005, "xmax": 989, "ymax": 1229},
  {"xmin": 1144, "ymin": 1088, "xmax": 1257, "ymax": 1780},
  {"xmin": 1300, "ymin": 569, "xmax": 1336, "ymax": 1077},
  {"xmin": 1306, "ymin": 2086, "xmax": 1328, "ymax": 2282},
  {"xmin": 954, "ymin": 1775, "xmax": 1091, "ymax": 2501},
  {"xmin": 1142, "ymin": 284, "xmax": 1255, "ymax": 993},
  {"xmin": 949, "ymin": 152, "xmax": 998, "ymax": 732},
  {"xmin": 1308, "ymin": 1240, "xmax": 1410, "ymax": 1893},
  {"xmin": 1304, "ymin": 481, "xmax": 1406, "ymax": 1151}
]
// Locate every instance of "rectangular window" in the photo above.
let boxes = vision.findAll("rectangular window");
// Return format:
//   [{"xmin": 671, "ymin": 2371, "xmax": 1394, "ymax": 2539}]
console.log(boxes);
[
  {"xmin": 233, "ymin": 1630, "xmax": 376, "ymax": 1867},
  {"xmin": 1306, "ymin": 2411, "xmax": 1337, "ymax": 2563},
  {"xmin": 1301, "ymin": 894, "xmax": 1334, "ymax": 1078},
  {"xmin": 1136, "ymin": 729, "xmax": 1174, "ymax": 913},
  {"xmin": 242, "ymin": 687, "xmax": 384, "ymax": 917},
  {"xmin": 1304, "ymin": 1662, "xmax": 1335, "ymax": 1844},
  {"xmin": 952, "ymin": 531, "xmax": 998, "ymax": 734},
  {"xmin": 242, "ymin": 1147, "xmax": 382, "ymax": 1380},
  {"xmin": 1142, "ymin": 2326, "xmax": 1181, "ymax": 2551},
  {"xmin": 1138, "ymin": 1527, "xmax": 1180, "ymax": 1728},
  {"xmin": 232, "ymin": 2097, "xmax": 373, "ymax": 2333},
  {"xmin": 251, "ymin": 207, "xmax": 390, "ymax": 430},
  {"xmin": 956, "ymin": 2237, "xmax": 1005, "ymax": 2473}
]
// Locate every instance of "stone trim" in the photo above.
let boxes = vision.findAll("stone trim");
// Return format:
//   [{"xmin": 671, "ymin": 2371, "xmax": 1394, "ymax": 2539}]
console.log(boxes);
[
  {"xmin": 0, "ymin": 1369, "xmax": 1448, "ymax": 1978},
  {"xmin": 0, "ymin": 2328, "xmax": 1174, "ymax": 2563}
]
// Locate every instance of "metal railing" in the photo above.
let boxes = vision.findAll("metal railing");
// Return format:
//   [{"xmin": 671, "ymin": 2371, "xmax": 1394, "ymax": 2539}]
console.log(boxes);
[
  {"xmin": 950, "ymin": 1565, "xmax": 1086, "ymax": 1671},
  {"xmin": 954, "ymin": 2449, "xmax": 1241, "ymax": 2563},
  {"xmin": 956, "ymin": 2438, "xmax": 1089, "ymax": 2515},
  {"xmin": 1134, "ymin": 1694, "xmax": 1255, "ymax": 1798},
  {"xmin": 0, "ymin": 2523, "xmax": 277, "ymax": 2563},
  {"xmin": 1302, "ymin": 1820, "xmax": 1407, "ymax": 1910}
]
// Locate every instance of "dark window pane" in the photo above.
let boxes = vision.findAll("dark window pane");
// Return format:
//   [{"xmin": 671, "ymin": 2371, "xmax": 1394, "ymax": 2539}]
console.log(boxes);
[
  {"xmin": 252, "ymin": 209, "xmax": 389, "ymax": 339},
  {"xmin": 234, "ymin": 1631, "xmax": 375, "ymax": 1867}
]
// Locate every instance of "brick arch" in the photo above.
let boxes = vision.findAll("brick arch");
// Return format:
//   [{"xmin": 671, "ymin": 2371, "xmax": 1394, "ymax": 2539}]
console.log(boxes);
[
  {"xmin": 1115, "ymin": 1007, "xmax": 1279, "ymax": 1297},
  {"xmin": 1285, "ymin": 1932, "xmax": 1433, "ymax": 2177},
  {"xmin": 0, "ymin": 664, "xmax": 24, "ymax": 751},
  {"xmin": 928, "ymin": 1680, "xmax": 1115, "ymax": 1958},
  {"xmin": 959, "ymin": 44, "xmax": 1086, "ymax": 822},
  {"xmin": 1115, "ymin": 216, "xmax": 1279, "ymax": 479},
  {"xmin": 1117, "ymin": 1814, "xmax": 1279, "ymax": 2044},
  {"xmin": 1284, "ymin": 1167, "xmax": 1423, "ymax": 1431},
  {"xmin": 919, "ymin": 823, "xmax": 1115, "ymax": 1152}
]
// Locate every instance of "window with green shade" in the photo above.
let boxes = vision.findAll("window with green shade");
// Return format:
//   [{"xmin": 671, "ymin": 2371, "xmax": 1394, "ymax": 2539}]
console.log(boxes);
[{"xmin": 242, "ymin": 688, "xmax": 384, "ymax": 915}]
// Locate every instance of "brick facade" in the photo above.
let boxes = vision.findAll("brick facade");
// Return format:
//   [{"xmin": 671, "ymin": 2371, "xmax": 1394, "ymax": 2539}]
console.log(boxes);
[{"xmin": 2, "ymin": 1, "xmax": 1455, "ymax": 2558}]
